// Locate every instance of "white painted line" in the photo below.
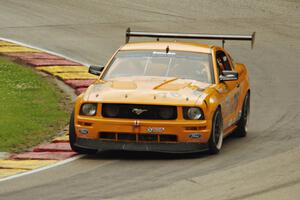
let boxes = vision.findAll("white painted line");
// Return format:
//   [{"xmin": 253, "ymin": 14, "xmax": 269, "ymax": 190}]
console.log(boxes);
[
  {"xmin": 0, "ymin": 37, "xmax": 90, "ymax": 67},
  {"xmin": 0, "ymin": 154, "xmax": 84, "ymax": 182}
]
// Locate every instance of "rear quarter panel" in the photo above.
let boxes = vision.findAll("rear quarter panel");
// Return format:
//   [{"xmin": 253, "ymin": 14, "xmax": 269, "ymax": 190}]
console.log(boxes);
[{"xmin": 235, "ymin": 63, "xmax": 250, "ymax": 117}]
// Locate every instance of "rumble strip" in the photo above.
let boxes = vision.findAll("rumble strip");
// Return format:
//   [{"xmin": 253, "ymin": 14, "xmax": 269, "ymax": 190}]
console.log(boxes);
[{"xmin": 0, "ymin": 39, "xmax": 96, "ymax": 181}]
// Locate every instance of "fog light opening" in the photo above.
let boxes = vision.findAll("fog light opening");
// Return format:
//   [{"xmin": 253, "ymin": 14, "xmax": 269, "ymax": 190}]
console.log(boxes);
[
  {"xmin": 79, "ymin": 128, "xmax": 89, "ymax": 134},
  {"xmin": 188, "ymin": 133, "xmax": 202, "ymax": 139}
]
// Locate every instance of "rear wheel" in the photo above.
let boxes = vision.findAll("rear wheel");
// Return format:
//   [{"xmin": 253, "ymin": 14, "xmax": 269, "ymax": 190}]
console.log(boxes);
[
  {"xmin": 69, "ymin": 110, "xmax": 98, "ymax": 154},
  {"xmin": 234, "ymin": 92, "xmax": 250, "ymax": 137},
  {"xmin": 208, "ymin": 109, "xmax": 223, "ymax": 154}
]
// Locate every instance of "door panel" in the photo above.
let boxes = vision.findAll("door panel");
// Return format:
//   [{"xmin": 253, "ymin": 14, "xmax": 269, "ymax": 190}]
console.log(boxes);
[{"xmin": 216, "ymin": 50, "xmax": 240, "ymax": 130}]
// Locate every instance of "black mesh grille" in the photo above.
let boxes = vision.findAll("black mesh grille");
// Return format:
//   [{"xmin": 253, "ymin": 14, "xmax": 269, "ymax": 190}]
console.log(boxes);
[
  {"xmin": 139, "ymin": 134, "xmax": 158, "ymax": 141},
  {"xmin": 99, "ymin": 132, "xmax": 116, "ymax": 140},
  {"xmin": 99, "ymin": 132, "xmax": 177, "ymax": 143},
  {"xmin": 118, "ymin": 133, "xmax": 136, "ymax": 141},
  {"xmin": 160, "ymin": 134, "xmax": 177, "ymax": 142},
  {"xmin": 102, "ymin": 104, "xmax": 177, "ymax": 120}
]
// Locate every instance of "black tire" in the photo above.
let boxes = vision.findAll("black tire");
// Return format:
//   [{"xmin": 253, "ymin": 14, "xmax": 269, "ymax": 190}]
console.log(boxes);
[
  {"xmin": 233, "ymin": 92, "xmax": 250, "ymax": 137},
  {"xmin": 208, "ymin": 108, "xmax": 223, "ymax": 154},
  {"xmin": 69, "ymin": 110, "xmax": 98, "ymax": 154}
]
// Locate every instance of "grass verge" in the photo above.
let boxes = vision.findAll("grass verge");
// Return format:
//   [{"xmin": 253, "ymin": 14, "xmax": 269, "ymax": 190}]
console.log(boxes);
[{"xmin": 0, "ymin": 57, "xmax": 71, "ymax": 153}]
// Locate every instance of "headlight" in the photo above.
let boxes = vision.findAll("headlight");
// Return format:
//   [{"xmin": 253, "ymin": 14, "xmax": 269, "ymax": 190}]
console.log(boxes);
[
  {"xmin": 80, "ymin": 103, "xmax": 97, "ymax": 116},
  {"xmin": 183, "ymin": 107, "xmax": 204, "ymax": 120}
]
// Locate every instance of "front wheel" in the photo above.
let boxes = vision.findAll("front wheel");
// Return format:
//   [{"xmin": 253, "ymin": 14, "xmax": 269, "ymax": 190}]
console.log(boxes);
[
  {"xmin": 208, "ymin": 109, "xmax": 223, "ymax": 154},
  {"xmin": 69, "ymin": 110, "xmax": 98, "ymax": 154}
]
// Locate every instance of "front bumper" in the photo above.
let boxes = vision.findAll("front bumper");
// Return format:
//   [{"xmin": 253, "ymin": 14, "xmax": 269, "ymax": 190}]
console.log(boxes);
[
  {"xmin": 75, "ymin": 138, "xmax": 208, "ymax": 153},
  {"xmin": 75, "ymin": 117, "xmax": 211, "ymax": 143}
]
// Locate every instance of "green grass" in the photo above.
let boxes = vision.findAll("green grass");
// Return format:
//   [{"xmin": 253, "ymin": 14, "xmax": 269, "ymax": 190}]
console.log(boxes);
[{"xmin": 0, "ymin": 57, "xmax": 71, "ymax": 152}]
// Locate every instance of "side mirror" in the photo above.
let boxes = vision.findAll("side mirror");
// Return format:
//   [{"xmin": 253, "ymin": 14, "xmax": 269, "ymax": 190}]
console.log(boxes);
[
  {"xmin": 219, "ymin": 70, "xmax": 238, "ymax": 81},
  {"xmin": 88, "ymin": 65, "xmax": 104, "ymax": 76}
]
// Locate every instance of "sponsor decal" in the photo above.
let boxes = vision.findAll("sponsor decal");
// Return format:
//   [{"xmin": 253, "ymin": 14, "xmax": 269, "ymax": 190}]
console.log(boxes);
[
  {"xmin": 156, "ymin": 92, "xmax": 183, "ymax": 99},
  {"xmin": 157, "ymin": 92, "xmax": 168, "ymax": 98},
  {"xmin": 228, "ymin": 118, "xmax": 234, "ymax": 127},
  {"xmin": 192, "ymin": 90, "xmax": 203, "ymax": 96},
  {"xmin": 153, "ymin": 51, "xmax": 176, "ymax": 56},
  {"xmin": 147, "ymin": 127, "xmax": 165, "ymax": 133},
  {"xmin": 170, "ymin": 92, "xmax": 181, "ymax": 98},
  {"xmin": 238, "ymin": 110, "xmax": 242, "ymax": 119}
]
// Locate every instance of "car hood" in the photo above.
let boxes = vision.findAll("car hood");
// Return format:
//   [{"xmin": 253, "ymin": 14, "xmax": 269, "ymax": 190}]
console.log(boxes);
[{"xmin": 83, "ymin": 76, "xmax": 210, "ymax": 106}]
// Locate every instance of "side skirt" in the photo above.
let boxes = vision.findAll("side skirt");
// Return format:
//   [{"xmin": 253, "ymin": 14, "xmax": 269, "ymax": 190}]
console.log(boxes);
[{"xmin": 223, "ymin": 124, "xmax": 238, "ymax": 137}]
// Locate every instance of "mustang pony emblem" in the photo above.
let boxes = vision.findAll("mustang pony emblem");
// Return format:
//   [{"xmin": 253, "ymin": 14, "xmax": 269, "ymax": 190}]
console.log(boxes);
[{"xmin": 132, "ymin": 108, "xmax": 148, "ymax": 115}]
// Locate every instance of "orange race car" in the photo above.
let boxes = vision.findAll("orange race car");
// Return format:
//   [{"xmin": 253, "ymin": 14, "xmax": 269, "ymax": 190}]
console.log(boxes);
[{"xmin": 69, "ymin": 28, "xmax": 255, "ymax": 154}]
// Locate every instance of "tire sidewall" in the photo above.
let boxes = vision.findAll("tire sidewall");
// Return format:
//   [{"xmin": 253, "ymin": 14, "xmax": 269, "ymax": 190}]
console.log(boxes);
[
  {"xmin": 235, "ymin": 92, "xmax": 250, "ymax": 137},
  {"xmin": 69, "ymin": 110, "xmax": 98, "ymax": 154},
  {"xmin": 242, "ymin": 93, "xmax": 250, "ymax": 132},
  {"xmin": 69, "ymin": 110, "xmax": 77, "ymax": 148},
  {"xmin": 208, "ymin": 109, "xmax": 223, "ymax": 154}
]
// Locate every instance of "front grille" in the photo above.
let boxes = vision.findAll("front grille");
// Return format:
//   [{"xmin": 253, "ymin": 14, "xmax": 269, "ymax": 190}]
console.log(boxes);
[
  {"xmin": 100, "ymin": 132, "xmax": 116, "ymax": 140},
  {"xmin": 160, "ymin": 134, "xmax": 177, "ymax": 142},
  {"xmin": 118, "ymin": 133, "xmax": 136, "ymax": 141},
  {"xmin": 102, "ymin": 104, "xmax": 177, "ymax": 120},
  {"xmin": 138, "ymin": 134, "xmax": 158, "ymax": 141},
  {"xmin": 99, "ymin": 132, "xmax": 177, "ymax": 143}
]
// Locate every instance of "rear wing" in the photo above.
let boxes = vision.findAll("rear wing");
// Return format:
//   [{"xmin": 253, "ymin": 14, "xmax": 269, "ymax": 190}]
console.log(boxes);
[{"xmin": 125, "ymin": 28, "xmax": 255, "ymax": 49}]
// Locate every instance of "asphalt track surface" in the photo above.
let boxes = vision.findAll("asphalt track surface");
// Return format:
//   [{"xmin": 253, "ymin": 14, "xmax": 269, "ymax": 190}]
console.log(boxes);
[{"xmin": 0, "ymin": 0, "xmax": 299, "ymax": 199}]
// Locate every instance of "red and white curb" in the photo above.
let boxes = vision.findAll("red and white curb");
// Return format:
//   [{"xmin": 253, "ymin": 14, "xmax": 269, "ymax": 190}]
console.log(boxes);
[{"xmin": 0, "ymin": 38, "xmax": 96, "ymax": 181}]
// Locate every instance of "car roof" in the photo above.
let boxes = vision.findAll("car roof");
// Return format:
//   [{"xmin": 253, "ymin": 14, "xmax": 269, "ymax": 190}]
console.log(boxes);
[{"xmin": 120, "ymin": 41, "xmax": 213, "ymax": 54}]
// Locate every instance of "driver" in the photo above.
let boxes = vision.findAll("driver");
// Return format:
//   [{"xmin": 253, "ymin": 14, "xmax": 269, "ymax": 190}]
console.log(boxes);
[{"xmin": 217, "ymin": 57, "xmax": 225, "ymax": 75}]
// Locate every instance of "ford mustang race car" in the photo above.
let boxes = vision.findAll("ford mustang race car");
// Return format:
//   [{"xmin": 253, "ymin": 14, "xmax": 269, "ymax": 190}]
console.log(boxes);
[{"xmin": 69, "ymin": 28, "xmax": 254, "ymax": 154}]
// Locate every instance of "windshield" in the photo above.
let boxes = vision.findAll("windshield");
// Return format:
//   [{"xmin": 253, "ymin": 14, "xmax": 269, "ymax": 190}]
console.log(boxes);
[{"xmin": 102, "ymin": 50, "xmax": 213, "ymax": 83}]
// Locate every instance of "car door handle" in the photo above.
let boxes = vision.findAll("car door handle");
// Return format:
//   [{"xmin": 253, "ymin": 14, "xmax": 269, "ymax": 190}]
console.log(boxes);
[{"xmin": 236, "ymin": 83, "xmax": 240, "ymax": 88}]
